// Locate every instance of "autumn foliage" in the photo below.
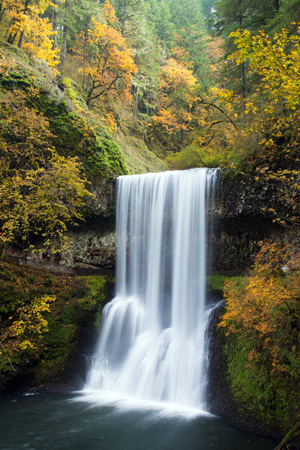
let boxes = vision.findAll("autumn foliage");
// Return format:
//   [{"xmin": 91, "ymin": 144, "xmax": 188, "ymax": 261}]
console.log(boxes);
[
  {"xmin": 151, "ymin": 58, "xmax": 198, "ymax": 134},
  {"xmin": 1, "ymin": 0, "xmax": 59, "ymax": 69},
  {"xmin": 1, "ymin": 295, "xmax": 55, "ymax": 355},
  {"xmin": 219, "ymin": 241, "xmax": 300, "ymax": 430},
  {"xmin": 0, "ymin": 88, "xmax": 92, "ymax": 254},
  {"xmin": 75, "ymin": 1, "xmax": 137, "ymax": 106}
]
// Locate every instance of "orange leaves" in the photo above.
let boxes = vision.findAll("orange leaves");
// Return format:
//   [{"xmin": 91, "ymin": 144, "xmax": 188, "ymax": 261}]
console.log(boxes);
[
  {"xmin": 158, "ymin": 58, "xmax": 197, "ymax": 101},
  {"xmin": 102, "ymin": 0, "xmax": 118, "ymax": 26},
  {"xmin": 151, "ymin": 58, "xmax": 199, "ymax": 135},
  {"xmin": 75, "ymin": 1, "xmax": 137, "ymax": 106},
  {"xmin": 152, "ymin": 108, "xmax": 184, "ymax": 133},
  {"xmin": 220, "ymin": 241, "xmax": 300, "ymax": 377},
  {"xmin": 3, "ymin": 0, "xmax": 59, "ymax": 72}
]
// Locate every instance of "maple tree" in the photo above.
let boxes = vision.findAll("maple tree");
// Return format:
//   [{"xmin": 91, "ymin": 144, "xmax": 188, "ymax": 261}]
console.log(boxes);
[
  {"xmin": 219, "ymin": 240, "xmax": 300, "ymax": 428},
  {"xmin": 1, "ymin": 295, "xmax": 55, "ymax": 355},
  {"xmin": 74, "ymin": 0, "xmax": 137, "ymax": 106},
  {"xmin": 19, "ymin": 13, "xmax": 59, "ymax": 70},
  {"xmin": 1, "ymin": 0, "xmax": 59, "ymax": 69},
  {"xmin": 0, "ymin": 89, "xmax": 92, "ymax": 255},
  {"xmin": 229, "ymin": 26, "xmax": 300, "ymax": 111},
  {"xmin": 224, "ymin": 26, "xmax": 300, "ymax": 223},
  {"xmin": 151, "ymin": 57, "xmax": 198, "ymax": 138}
]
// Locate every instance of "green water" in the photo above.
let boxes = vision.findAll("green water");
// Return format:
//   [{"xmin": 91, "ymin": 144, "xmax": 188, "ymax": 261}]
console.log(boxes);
[{"xmin": 0, "ymin": 393, "xmax": 277, "ymax": 450}]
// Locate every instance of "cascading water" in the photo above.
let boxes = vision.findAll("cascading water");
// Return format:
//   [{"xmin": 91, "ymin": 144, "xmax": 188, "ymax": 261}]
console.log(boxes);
[{"xmin": 86, "ymin": 168, "xmax": 219, "ymax": 411}]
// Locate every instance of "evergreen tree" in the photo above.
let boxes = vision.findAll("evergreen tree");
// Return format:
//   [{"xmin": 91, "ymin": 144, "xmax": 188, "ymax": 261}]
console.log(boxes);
[
  {"xmin": 168, "ymin": 0, "xmax": 212, "ymax": 91},
  {"xmin": 111, "ymin": 0, "xmax": 167, "ymax": 116},
  {"xmin": 270, "ymin": 0, "xmax": 300, "ymax": 31},
  {"xmin": 146, "ymin": 0, "xmax": 176, "ymax": 53},
  {"xmin": 48, "ymin": 0, "xmax": 101, "ymax": 73},
  {"xmin": 212, "ymin": 0, "xmax": 281, "ymax": 126},
  {"xmin": 200, "ymin": 0, "xmax": 217, "ymax": 23}
]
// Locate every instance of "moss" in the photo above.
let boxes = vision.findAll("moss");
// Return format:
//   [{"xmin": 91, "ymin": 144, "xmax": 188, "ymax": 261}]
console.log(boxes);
[
  {"xmin": 0, "ymin": 262, "xmax": 113, "ymax": 392},
  {"xmin": 219, "ymin": 268, "xmax": 300, "ymax": 435},
  {"xmin": 0, "ymin": 40, "xmax": 166, "ymax": 194},
  {"xmin": 0, "ymin": 71, "xmax": 32, "ymax": 89},
  {"xmin": 33, "ymin": 274, "xmax": 113, "ymax": 383},
  {"xmin": 0, "ymin": 46, "xmax": 130, "ymax": 187},
  {"xmin": 34, "ymin": 92, "xmax": 129, "ymax": 183},
  {"xmin": 223, "ymin": 332, "xmax": 300, "ymax": 434},
  {"xmin": 206, "ymin": 274, "xmax": 246, "ymax": 296}
]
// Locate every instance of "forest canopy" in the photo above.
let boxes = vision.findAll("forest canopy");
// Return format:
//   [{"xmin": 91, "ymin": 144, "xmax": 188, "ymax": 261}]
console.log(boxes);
[
  {"xmin": 1, "ymin": 0, "xmax": 300, "ymax": 234},
  {"xmin": 1, "ymin": 2, "xmax": 300, "ymax": 443},
  {"xmin": 1, "ymin": 0, "xmax": 299, "ymax": 167}
]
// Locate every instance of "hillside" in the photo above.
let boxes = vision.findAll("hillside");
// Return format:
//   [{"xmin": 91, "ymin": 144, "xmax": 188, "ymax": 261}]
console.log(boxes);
[{"xmin": 1, "ymin": 1, "xmax": 300, "ymax": 446}]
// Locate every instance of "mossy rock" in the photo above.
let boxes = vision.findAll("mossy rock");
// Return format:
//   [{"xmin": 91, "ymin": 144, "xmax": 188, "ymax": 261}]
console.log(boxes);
[{"xmin": 0, "ymin": 263, "xmax": 114, "ymax": 394}]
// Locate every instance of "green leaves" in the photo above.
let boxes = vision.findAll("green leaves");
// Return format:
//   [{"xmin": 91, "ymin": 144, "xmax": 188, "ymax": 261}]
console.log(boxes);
[
  {"xmin": 220, "ymin": 241, "xmax": 300, "ymax": 432},
  {"xmin": 0, "ymin": 89, "xmax": 93, "ymax": 253}
]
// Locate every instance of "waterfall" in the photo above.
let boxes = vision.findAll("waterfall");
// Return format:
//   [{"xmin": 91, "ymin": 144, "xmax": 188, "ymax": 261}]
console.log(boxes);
[{"xmin": 86, "ymin": 168, "xmax": 219, "ymax": 411}]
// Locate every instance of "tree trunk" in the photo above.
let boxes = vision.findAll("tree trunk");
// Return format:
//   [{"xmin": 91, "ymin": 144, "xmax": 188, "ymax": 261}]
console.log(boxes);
[
  {"xmin": 58, "ymin": 1, "xmax": 68, "ymax": 73},
  {"xmin": 239, "ymin": 0, "xmax": 246, "ymax": 128},
  {"xmin": 7, "ymin": 31, "xmax": 17, "ymax": 45},
  {"xmin": 17, "ymin": 30, "xmax": 24, "ymax": 48},
  {"xmin": 51, "ymin": 3, "xmax": 58, "ymax": 51},
  {"xmin": 273, "ymin": 0, "xmax": 280, "ymax": 12}
]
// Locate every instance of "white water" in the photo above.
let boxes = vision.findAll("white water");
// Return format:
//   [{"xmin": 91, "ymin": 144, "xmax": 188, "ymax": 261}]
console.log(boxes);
[{"xmin": 86, "ymin": 168, "xmax": 219, "ymax": 411}]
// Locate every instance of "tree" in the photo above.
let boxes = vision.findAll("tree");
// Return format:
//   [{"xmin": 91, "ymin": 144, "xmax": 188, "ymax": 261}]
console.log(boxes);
[
  {"xmin": 169, "ymin": 0, "xmax": 211, "ymax": 88},
  {"xmin": 49, "ymin": 0, "xmax": 100, "ymax": 74},
  {"xmin": 75, "ymin": 0, "xmax": 137, "ymax": 106},
  {"xmin": 151, "ymin": 57, "xmax": 198, "ymax": 139},
  {"xmin": 111, "ymin": 0, "xmax": 145, "ymax": 37},
  {"xmin": 270, "ymin": 0, "xmax": 300, "ymax": 31},
  {"xmin": 0, "ymin": 89, "xmax": 92, "ymax": 255},
  {"xmin": 0, "ymin": 0, "xmax": 59, "ymax": 69},
  {"xmin": 225, "ymin": 25, "xmax": 300, "ymax": 223},
  {"xmin": 219, "ymin": 240, "xmax": 300, "ymax": 434},
  {"xmin": 5, "ymin": 0, "xmax": 56, "ymax": 46},
  {"xmin": 147, "ymin": 0, "xmax": 176, "ymax": 53},
  {"xmin": 1, "ymin": 295, "xmax": 56, "ymax": 355},
  {"xmin": 212, "ymin": 0, "xmax": 281, "ymax": 126}
]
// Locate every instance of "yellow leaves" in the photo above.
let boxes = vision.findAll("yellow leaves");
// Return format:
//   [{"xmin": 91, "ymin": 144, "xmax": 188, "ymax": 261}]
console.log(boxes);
[
  {"xmin": 229, "ymin": 26, "xmax": 300, "ymax": 110},
  {"xmin": 5, "ymin": 295, "xmax": 56, "ymax": 353},
  {"xmin": 220, "ymin": 241, "xmax": 300, "ymax": 377},
  {"xmin": 245, "ymin": 100, "xmax": 257, "ymax": 115},
  {"xmin": 75, "ymin": 3, "xmax": 137, "ymax": 105},
  {"xmin": 102, "ymin": 0, "xmax": 118, "ymax": 26},
  {"xmin": 151, "ymin": 58, "xmax": 199, "ymax": 135},
  {"xmin": 0, "ymin": 89, "xmax": 93, "ymax": 251},
  {"xmin": 5, "ymin": 0, "xmax": 59, "ymax": 73},
  {"xmin": 22, "ymin": 16, "xmax": 59, "ymax": 70},
  {"xmin": 104, "ymin": 112, "xmax": 117, "ymax": 131},
  {"xmin": 160, "ymin": 58, "xmax": 197, "ymax": 90},
  {"xmin": 210, "ymin": 87, "xmax": 234, "ymax": 102},
  {"xmin": 256, "ymin": 166, "xmax": 300, "ymax": 225}
]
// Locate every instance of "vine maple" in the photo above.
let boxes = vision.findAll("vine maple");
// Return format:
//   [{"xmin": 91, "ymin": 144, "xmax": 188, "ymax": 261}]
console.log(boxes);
[
  {"xmin": 227, "ymin": 25, "xmax": 300, "ymax": 224},
  {"xmin": 1, "ymin": 0, "xmax": 59, "ymax": 70},
  {"xmin": 219, "ymin": 241, "xmax": 300, "ymax": 428},
  {"xmin": 75, "ymin": 0, "xmax": 137, "ymax": 106},
  {"xmin": 0, "ymin": 89, "xmax": 92, "ymax": 255},
  {"xmin": 151, "ymin": 57, "xmax": 198, "ymax": 134}
]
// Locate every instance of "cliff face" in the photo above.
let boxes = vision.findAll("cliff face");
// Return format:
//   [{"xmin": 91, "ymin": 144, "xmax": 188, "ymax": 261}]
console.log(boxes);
[
  {"xmin": 9, "ymin": 172, "xmax": 297, "ymax": 275},
  {"xmin": 1, "ymin": 42, "xmax": 166, "ymax": 273},
  {"xmin": 212, "ymin": 174, "xmax": 297, "ymax": 273}
]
